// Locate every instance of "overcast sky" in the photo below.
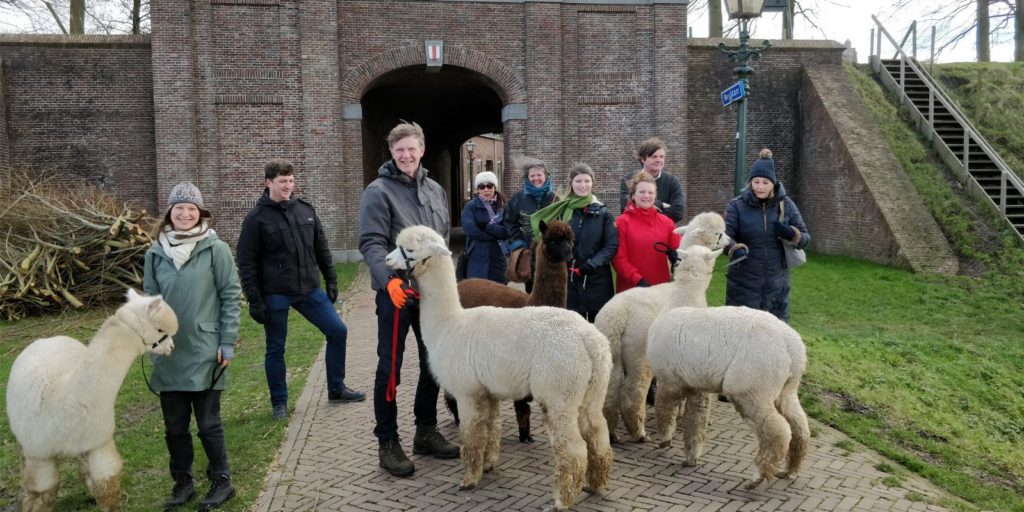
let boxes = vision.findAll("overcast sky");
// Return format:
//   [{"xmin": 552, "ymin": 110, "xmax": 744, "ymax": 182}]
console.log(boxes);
[{"xmin": 690, "ymin": 0, "xmax": 1017, "ymax": 63}]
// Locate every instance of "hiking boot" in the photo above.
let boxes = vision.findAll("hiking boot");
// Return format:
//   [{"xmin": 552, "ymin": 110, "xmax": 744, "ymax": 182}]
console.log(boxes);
[
  {"xmin": 196, "ymin": 474, "xmax": 235, "ymax": 511},
  {"xmin": 378, "ymin": 438, "xmax": 415, "ymax": 477},
  {"xmin": 328, "ymin": 387, "xmax": 366, "ymax": 403},
  {"xmin": 412, "ymin": 424, "xmax": 461, "ymax": 459},
  {"xmin": 272, "ymin": 404, "xmax": 287, "ymax": 421},
  {"xmin": 162, "ymin": 476, "xmax": 195, "ymax": 510}
]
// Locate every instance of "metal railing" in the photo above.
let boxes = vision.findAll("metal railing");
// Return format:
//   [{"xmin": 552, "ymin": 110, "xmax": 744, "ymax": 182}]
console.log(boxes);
[{"xmin": 869, "ymin": 15, "xmax": 1024, "ymax": 237}]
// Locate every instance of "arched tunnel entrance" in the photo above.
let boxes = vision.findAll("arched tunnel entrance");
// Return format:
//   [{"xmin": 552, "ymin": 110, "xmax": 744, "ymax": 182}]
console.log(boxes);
[{"xmin": 361, "ymin": 65, "xmax": 505, "ymax": 227}]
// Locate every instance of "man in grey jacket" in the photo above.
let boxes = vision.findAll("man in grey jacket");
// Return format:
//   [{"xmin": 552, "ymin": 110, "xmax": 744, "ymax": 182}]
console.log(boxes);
[{"xmin": 358, "ymin": 121, "xmax": 460, "ymax": 477}]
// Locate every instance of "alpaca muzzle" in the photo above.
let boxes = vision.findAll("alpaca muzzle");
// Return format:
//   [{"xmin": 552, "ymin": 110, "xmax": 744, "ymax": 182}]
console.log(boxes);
[{"xmin": 149, "ymin": 334, "xmax": 175, "ymax": 356}]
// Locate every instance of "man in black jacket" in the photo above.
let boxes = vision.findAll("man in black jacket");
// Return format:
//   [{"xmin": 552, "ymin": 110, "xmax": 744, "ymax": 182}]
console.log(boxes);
[
  {"xmin": 237, "ymin": 159, "xmax": 364, "ymax": 421},
  {"xmin": 618, "ymin": 137, "xmax": 686, "ymax": 224}
]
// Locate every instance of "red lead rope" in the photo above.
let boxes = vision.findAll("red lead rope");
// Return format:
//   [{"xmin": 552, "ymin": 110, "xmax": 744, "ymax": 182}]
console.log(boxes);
[{"xmin": 386, "ymin": 308, "xmax": 400, "ymax": 402}]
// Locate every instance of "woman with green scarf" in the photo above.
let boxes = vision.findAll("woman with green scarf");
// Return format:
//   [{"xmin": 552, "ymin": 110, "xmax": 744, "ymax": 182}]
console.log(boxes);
[{"xmin": 530, "ymin": 162, "xmax": 618, "ymax": 322}]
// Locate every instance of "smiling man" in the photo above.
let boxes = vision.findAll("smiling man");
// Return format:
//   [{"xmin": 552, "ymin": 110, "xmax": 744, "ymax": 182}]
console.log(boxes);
[
  {"xmin": 357, "ymin": 121, "xmax": 459, "ymax": 478},
  {"xmin": 618, "ymin": 137, "xmax": 686, "ymax": 224},
  {"xmin": 237, "ymin": 159, "xmax": 364, "ymax": 422}
]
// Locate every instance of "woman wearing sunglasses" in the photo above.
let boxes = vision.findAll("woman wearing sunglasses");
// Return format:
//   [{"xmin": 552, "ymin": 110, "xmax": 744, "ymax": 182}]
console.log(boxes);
[
  {"xmin": 460, "ymin": 171, "xmax": 510, "ymax": 283},
  {"xmin": 143, "ymin": 182, "xmax": 241, "ymax": 510}
]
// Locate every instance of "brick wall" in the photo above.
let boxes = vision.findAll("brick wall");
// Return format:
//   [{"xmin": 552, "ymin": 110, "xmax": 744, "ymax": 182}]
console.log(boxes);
[
  {"xmin": 0, "ymin": 35, "xmax": 155, "ymax": 212},
  {"xmin": 0, "ymin": 61, "xmax": 10, "ymax": 199}
]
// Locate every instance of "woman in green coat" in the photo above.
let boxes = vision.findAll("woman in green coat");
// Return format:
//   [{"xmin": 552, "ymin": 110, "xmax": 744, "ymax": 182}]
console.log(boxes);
[{"xmin": 143, "ymin": 182, "xmax": 241, "ymax": 511}]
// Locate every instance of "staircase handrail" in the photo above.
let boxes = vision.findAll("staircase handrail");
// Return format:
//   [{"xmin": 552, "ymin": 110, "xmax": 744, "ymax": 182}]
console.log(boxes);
[{"xmin": 872, "ymin": 15, "xmax": 1024, "ymax": 194}]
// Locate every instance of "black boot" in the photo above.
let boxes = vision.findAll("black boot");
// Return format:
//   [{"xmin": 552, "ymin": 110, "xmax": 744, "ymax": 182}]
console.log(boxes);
[
  {"xmin": 196, "ymin": 474, "xmax": 235, "ymax": 511},
  {"xmin": 412, "ymin": 424, "xmax": 461, "ymax": 459},
  {"xmin": 163, "ymin": 475, "xmax": 195, "ymax": 510},
  {"xmin": 378, "ymin": 438, "xmax": 415, "ymax": 477},
  {"xmin": 514, "ymin": 398, "xmax": 533, "ymax": 443}
]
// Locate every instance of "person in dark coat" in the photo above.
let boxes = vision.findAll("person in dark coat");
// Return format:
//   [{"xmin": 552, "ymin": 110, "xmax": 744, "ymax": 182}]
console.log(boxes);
[
  {"xmin": 532, "ymin": 163, "xmax": 619, "ymax": 322},
  {"xmin": 461, "ymin": 171, "xmax": 508, "ymax": 283},
  {"xmin": 619, "ymin": 137, "xmax": 686, "ymax": 224},
  {"xmin": 724, "ymin": 149, "xmax": 810, "ymax": 322},
  {"xmin": 503, "ymin": 157, "xmax": 557, "ymax": 291}
]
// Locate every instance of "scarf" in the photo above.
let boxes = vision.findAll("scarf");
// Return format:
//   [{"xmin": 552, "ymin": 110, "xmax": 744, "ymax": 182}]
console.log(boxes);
[
  {"xmin": 529, "ymin": 193, "xmax": 593, "ymax": 240},
  {"xmin": 481, "ymin": 197, "xmax": 499, "ymax": 223},
  {"xmin": 159, "ymin": 222, "xmax": 213, "ymax": 270},
  {"xmin": 523, "ymin": 177, "xmax": 552, "ymax": 204}
]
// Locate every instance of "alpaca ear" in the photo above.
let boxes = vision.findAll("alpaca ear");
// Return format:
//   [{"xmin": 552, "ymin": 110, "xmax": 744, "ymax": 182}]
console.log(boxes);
[
  {"xmin": 674, "ymin": 225, "xmax": 687, "ymax": 236},
  {"xmin": 126, "ymin": 288, "xmax": 141, "ymax": 301},
  {"xmin": 431, "ymin": 241, "xmax": 452, "ymax": 257},
  {"xmin": 148, "ymin": 296, "xmax": 165, "ymax": 315}
]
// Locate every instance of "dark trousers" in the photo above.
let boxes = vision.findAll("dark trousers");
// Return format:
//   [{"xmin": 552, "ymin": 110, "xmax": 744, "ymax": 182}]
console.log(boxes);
[
  {"xmin": 264, "ymin": 288, "xmax": 348, "ymax": 407},
  {"xmin": 160, "ymin": 390, "xmax": 229, "ymax": 480},
  {"xmin": 373, "ymin": 290, "xmax": 440, "ymax": 441}
]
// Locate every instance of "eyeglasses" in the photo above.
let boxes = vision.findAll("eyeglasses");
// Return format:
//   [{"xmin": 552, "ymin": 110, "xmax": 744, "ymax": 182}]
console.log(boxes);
[{"xmin": 477, "ymin": 183, "xmax": 495, "ymax": 190}]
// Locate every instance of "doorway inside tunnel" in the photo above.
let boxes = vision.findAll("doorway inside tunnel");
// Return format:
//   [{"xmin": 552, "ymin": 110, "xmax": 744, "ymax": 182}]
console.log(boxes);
[{"xmin": 360, "ymin": 65, "xmax": 505, "ymax": 227}]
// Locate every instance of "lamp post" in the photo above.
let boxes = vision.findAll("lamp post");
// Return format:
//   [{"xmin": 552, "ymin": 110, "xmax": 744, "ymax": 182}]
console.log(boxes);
[
  {"xmin": 718, "ymin": 0, "xmax": 771, "ymax": 195},
  {"xmin": 465, "ymin": 139, "xmax": 476, "ymax": 200}
]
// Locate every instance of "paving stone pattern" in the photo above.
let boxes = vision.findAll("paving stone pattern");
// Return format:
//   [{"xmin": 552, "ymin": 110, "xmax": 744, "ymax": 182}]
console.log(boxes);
[{"xmin": 256, "ymin": 269, "xmax": 953, "ymax": 511}]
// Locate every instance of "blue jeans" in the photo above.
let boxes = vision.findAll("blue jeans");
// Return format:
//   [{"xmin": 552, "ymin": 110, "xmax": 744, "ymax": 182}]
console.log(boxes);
[
  {"xmin": 160, "ymin": 390, "xmax": 228, "ymax": 480},
  {"xmin": 264, "ymin": 288, "xmax": 348, "ymax": 408},
  {"xmin": 372, "ymin": 290, "xmax": 440, "ymax": 441}
]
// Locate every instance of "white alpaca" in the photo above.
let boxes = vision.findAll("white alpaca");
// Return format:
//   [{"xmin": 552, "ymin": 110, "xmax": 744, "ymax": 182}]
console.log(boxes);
[
  {"xmin": 385, "ymin": 226, "xmax": 613, "ymax": 511},
  {"xmin": 647, "ymin": 306, "xmax": 810, "ymax": 489},
  {"xmin": 677, "ymin": 211, "xmax": 731, "ymax": 252},
  {"xmin": 595, "ymin": 239, "xmax": 724, "ymax": 443},
  {"xmin": 6, "ymin": 289, "xmax": 178, "ymax": 512}
]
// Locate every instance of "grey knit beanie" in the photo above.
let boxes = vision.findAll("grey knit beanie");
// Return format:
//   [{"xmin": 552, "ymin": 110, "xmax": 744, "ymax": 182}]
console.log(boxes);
[{"xmin": 167, "ymin": 181, "xmax": 205, "ymax": 210}]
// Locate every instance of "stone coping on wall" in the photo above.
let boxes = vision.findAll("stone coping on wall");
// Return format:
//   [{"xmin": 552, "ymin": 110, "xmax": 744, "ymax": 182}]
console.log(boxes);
[
  {"xmin": 689, "ymin": 38, "xmax": 845, "ymax": 51},
  {"xmin": 0, "ymin": 34, "xmax": 150, "ymax": 48}
]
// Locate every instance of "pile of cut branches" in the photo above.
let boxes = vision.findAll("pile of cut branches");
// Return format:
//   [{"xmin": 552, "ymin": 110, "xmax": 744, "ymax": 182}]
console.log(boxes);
[{"xmin": 0, "ymin": 174, "xmax": 155, "ymax": 321}]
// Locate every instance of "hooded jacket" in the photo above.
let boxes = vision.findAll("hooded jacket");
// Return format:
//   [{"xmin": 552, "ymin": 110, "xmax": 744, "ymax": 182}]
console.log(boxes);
[
  {"xmin": 566, "ymin": 199, "xmax": 619, "ymax": 314},
  {"xmin": 613, "ymin": 205, "xmax": 681, "ymax": 292},
  {"xmin": 358, "ymin": 161, "xmax": 450, "ymax": 291},
  {"xmin": 724, "ymin": 182, "xmax": 810, "ymax": 322},
  {"xmin": 144, "ymin": 234, "xmax": 241, "ymax": 391},
  {"xmin": 237, "ymin": 190, "xmax": 335, "ymax": 308}
]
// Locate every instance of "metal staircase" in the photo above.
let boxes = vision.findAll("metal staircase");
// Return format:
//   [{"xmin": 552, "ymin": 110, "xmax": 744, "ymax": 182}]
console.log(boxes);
[{"xmin": 869, "ymin": 16, "xmax": 1024, "ymax": 244}]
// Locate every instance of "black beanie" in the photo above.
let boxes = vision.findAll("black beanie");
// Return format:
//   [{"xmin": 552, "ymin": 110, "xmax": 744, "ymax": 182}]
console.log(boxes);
[{"xmin": 747, "ymin": 157, "xmax": 777, "ymax": 186}]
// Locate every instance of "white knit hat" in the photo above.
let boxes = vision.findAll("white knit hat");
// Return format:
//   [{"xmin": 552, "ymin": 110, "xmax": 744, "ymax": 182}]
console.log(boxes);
[
  {"xmin": 474, "ymin": 171, "xmax": 499, "ymax": 190},
  {"xmin": 167, "ymin": 181, "xmax": 206, "ymax": 210}
]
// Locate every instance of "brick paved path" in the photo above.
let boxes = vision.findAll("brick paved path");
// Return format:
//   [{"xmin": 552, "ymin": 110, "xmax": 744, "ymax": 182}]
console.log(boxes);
[{"xmin": 256, "ymin": 268, "xmax": 954, "ymax": 512}]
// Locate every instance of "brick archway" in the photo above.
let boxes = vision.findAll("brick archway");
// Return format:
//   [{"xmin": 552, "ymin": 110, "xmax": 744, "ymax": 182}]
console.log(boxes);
[{"xmin": 340, "ymin": 44, "xmax": 526, "ymax": 105}]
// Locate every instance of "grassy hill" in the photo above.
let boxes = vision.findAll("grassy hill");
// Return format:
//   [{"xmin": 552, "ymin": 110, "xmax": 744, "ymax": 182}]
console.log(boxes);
[{"xmin": 933, "ymin": 63, "xmax": 1024, "ymax": 182}]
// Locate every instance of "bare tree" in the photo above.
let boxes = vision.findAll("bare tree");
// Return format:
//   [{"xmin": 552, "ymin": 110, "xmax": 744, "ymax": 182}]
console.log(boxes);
[
  {"xmin": 70, "ymin": 0, "xmax": 84, "ymax": 34},
  {"xmin": 1016, "ymin": 0, "xmax": 1023, "ymax": 60},
  {"xmin": 710, "ymin": 0, "xmax": 723, "ymax": 38},
  {"xmin": 689, "ymin": 0, "xmax": 831, "ymax": 40},
  {"xmin": 891, "ymin": 0, "xmax": 1016, "ymax": 61},
  {"xmin": 0, "ymin": 0, "xmax": 149, "ymax": 34}
]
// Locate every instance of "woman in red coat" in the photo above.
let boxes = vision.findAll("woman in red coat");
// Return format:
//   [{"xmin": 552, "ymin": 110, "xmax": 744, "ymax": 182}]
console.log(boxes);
[{"xmin": 613, "ymin": 171, "xmax": 681, "ymax": 293}]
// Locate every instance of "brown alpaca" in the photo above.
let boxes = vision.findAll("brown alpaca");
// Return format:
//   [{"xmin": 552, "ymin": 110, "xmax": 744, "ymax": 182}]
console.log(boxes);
[{"xmin": 452, "ymin": 220, "xmax": 574, "ymax": 442}]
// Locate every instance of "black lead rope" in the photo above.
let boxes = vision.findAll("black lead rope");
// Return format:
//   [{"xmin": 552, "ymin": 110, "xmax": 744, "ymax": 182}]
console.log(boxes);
[{"xmin": 140, "ymin": 333, "xmax": 227, "ymax": 398}]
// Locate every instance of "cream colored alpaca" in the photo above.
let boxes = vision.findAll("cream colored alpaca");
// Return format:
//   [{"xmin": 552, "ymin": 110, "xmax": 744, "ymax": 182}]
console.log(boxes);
[
  {"xmin": 386, "ymin": 226, "xmax": 612, "ymax": 511},
  {"xmin": 595, "ymin": 241, "xmax": 723, "ymax": 443},
  {"xmin": 6, "ymin": 289, "xmax": 177, "ymax": 512},
  {"xmin": 647, "ymin": 306, "xmax": 810, "ymax": 489}
]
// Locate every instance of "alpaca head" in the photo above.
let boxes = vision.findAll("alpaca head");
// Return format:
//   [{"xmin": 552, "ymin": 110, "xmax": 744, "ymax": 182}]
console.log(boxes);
[
  {"xmin": 672, "ymin": 245, "xmax": 723, "ymax": 282},
  {"xmin": 676, "ymin": 212, "xmax": 731, "ymax": 251},
  {"xmin": 386, "ymin": 225, "xmax": 452, "ymax": 278},
  {"xmin": 118, "ymin": 289, "xmax": 178, "ymax": 356},
  {"xmin": 538, "ymin": 220, "xmax": 574, "ymax": 264}
]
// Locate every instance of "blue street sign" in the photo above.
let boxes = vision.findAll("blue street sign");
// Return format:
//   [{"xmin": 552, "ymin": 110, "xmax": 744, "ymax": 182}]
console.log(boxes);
[{"xmin": 721, "ymin": 81, "xmax": 746, "ymax": 107}]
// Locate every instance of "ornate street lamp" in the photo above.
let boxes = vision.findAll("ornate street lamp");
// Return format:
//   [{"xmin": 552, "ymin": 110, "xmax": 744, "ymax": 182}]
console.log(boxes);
[
  {"xmin": 719, "ymin": 0, "xmax": 771, "ymax": 195},
  {"xmin": 465, "ymin": 139, "xmax": 476, "ymax": 200}
]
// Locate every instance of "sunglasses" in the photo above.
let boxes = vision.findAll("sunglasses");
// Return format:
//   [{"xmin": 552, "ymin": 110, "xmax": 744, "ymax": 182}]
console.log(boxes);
[{"xmin": 477, "ymin": 183, "xmax": 495, "ymax": 190}]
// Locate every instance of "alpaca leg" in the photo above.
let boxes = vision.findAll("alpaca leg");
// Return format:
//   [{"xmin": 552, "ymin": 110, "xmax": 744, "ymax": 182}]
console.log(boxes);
[
  {"xmin": 484, "ymin": 398, "xmax": 502, "ymax": 472},
  {"xmin": 578, "ymin": 395, "xmax": 613, "ymax": 494},
  {"xmin": 731, "ymin": 395, "xmax": 791, "ymax": 490},
  {"xmin": 679, "ymin": 391, "xmax": 710, "ymax": 467},
  {"xmin": 84, "ymin": 440, "xmax": 123, "ymax": 512},
  {"xmin": 653, "ymin": 379, "xmax": 685, "ymax": 449},
  {"xmin": 457, "ymin": 397, "xmax": 487, "ymax": 490},
  {"xmin": 21, "ymin": 455, "xmax": 59, "ymax": 512},
  {"xmin": 514, "ymin": 398, "xmax": 533, "ymax": 443},
  {"xmin": 776, "ymin": 387, "xmax": 811, "ymax": 478},
  {"xmin": 602, "ymin": 366, "xmax": 624, "ymax": 444},
  {"xmin": 619, "ymin": 364, "xmax": 652, "ymax": 442},
  {"xmin": 544, "ymin": 404, "xmax": 587, "ymax": 510}
]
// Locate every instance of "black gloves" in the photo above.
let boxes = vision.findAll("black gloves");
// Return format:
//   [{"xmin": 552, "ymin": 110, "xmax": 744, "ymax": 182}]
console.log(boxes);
[
  {"xmin": 636, "ymin": 279, "xmax": 651, "ymax": 288},
  {"xmin": 249, "ymin": 303, "xmax": 267, "ymax": 325},
  {"xmin": 773, "ymin": 221, "xmax": 796, "ymax": 241},
  {"xmin": 732, "ymin": 247, "xmax": 748, "ymax": 260},
  {"xmin": 326, "ymin": 282, "xmax": 339, "ymax": 303},
  {"xmin": 579, "ymin": 262, "xmax": 596, "ymax": 275},
  {"xmin": 666, "ymin": 249, "xmax": 680, "ymax": 270}
]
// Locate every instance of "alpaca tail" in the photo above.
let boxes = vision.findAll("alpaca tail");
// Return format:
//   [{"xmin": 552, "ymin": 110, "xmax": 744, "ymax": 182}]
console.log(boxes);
[
  {"xmin": 579, "ymin": 333, "xmax": 614, "ymax": 493},
  {"xmin": 775, "ymin": 375, "xmax": 810, "ymax": 477}
]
